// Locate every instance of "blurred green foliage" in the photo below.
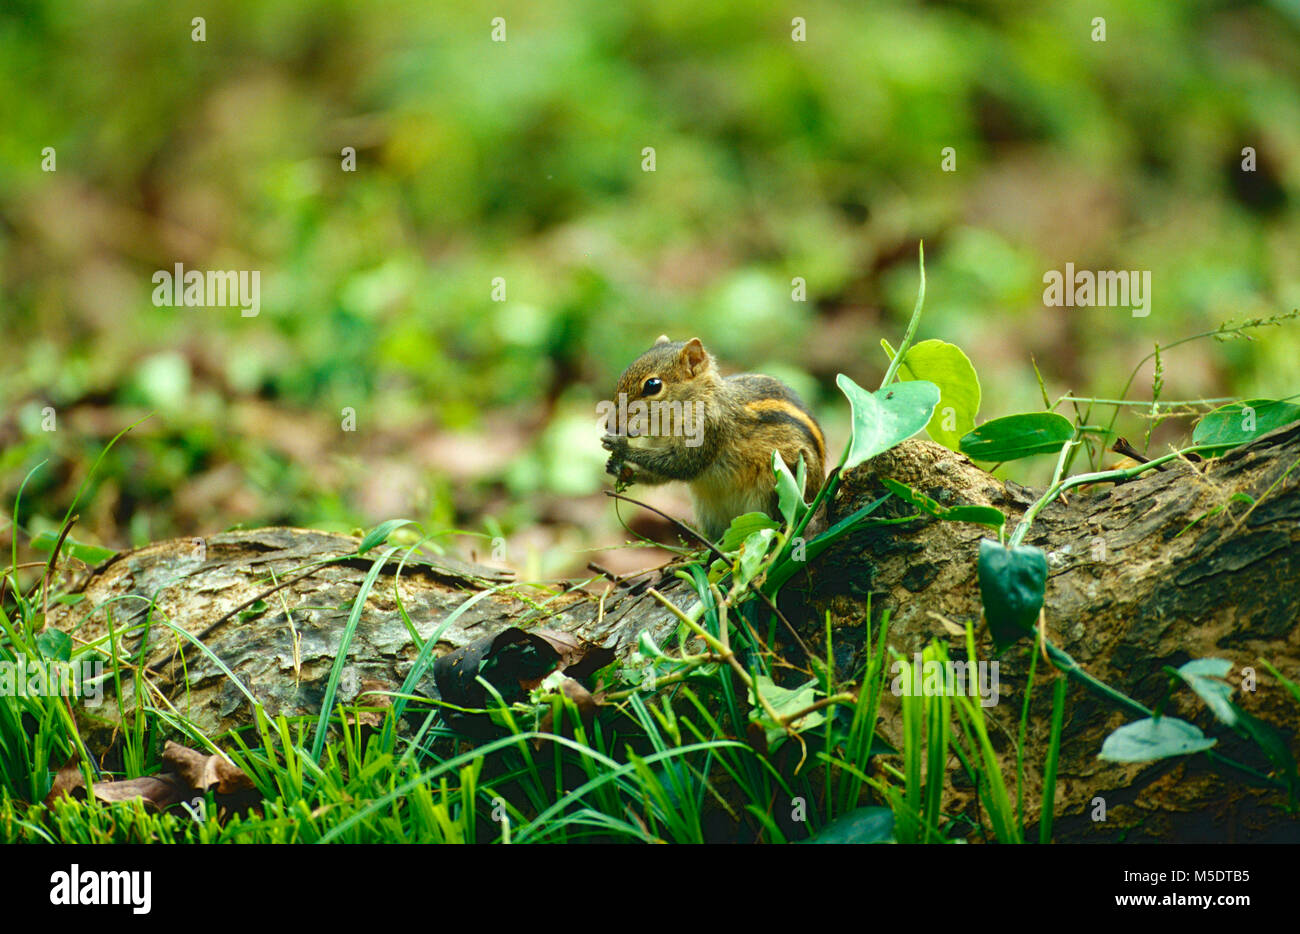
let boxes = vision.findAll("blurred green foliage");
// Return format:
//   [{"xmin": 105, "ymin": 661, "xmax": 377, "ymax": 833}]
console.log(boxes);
[{"xmin": 1, "ymin": 0, "xmax": 1298, "ymax": 560}]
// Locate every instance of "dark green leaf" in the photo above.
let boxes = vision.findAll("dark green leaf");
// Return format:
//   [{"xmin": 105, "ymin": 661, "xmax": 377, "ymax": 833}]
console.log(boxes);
[
  {"xmin": 803, "ymin": 806, "xmax": 895, "ymax": 844},
  {"xmin": 1098, "ymin": 717, "xmax": 1216, "ymax": 763},
  {"xmin": 1231, "ymin": 706, "xmax": 1297, "ymax": 799},
  {"xmin": 977, "ymin": 540, "xmax": 1047, "ymax": 649},
  {"xmin": 959, "ymin": 412, "xmax": 1075, "ymax": 462}
]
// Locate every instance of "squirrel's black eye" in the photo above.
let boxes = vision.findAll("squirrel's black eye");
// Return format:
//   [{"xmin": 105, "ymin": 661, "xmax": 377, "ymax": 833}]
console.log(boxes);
[{"xmin": 642, "ymin": 377, "xmax": 663, "ymax": 396}]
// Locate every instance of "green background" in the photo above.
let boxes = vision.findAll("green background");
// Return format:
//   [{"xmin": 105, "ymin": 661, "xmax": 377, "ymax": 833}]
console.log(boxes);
[{"xmin": 2, "ymin": 0, "xmax": 1298, "ymax": 575}]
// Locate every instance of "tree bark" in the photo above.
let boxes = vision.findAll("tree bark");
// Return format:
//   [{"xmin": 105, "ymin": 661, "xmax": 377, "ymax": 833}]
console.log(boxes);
[{"xmin": 48, "ymin": 420, "xmax": 1300, "ymax": 842}]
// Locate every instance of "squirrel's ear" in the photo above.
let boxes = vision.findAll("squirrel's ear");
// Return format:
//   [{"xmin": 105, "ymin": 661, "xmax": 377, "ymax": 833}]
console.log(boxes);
[
  {"xmin": 680, "ymin": 337, "xmax": 710, "ymax": 375},
  {"xmin": 654, "ymin": 334, "xmax": 670, "ymax": 345}
]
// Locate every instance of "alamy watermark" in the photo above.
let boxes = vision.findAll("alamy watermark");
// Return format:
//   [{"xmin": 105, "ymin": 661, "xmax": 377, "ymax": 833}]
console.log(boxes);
[
  {"xmin": 597, "ymin": 393, "xmax": 705, "ymax": 447},
  {"xmin": 50, "ymin": 864, "xmax": 151, "ymax": 914},
  {"xmin": 0, "ymin": 652, "xmax": 103, "ymax": 706},
  {"xmin": 1043, "ymin": 263, "xmax": 1150, "ymax": 318},
  {"xmin": 151, "ymin": 263, "xmax": 260, "ymax": 317},
  {"xmin": 890, "ymin": 652, "xmax": 1000, "ymax": 707}
]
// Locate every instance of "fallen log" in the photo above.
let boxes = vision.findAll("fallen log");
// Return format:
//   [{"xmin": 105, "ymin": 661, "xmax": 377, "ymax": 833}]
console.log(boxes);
[
  {"xmin": 47, "ymin": 419, "xmax": 1300, "ymax": 841},
  {"xmin": 811, "ymin": 419, "xmax": 1300, "ymax": 842}
]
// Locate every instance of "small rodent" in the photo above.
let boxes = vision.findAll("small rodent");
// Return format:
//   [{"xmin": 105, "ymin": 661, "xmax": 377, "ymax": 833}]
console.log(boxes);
[{"xmin": 601, "ymin": 336, "xmax": 825, "ymax": 540}]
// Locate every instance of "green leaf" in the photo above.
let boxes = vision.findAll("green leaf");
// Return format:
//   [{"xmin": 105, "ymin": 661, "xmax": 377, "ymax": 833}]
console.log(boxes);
[
  {"xmin": 1174, "ymin": 658, "xmax": 1236, "ymax": 726},
  {"xmin": 238, "ymin": 599, "xmax": 270, "ymax": 623},
  {"xmin": 1260, "ymin": 659, "xmax": 1300, "ymax": 708},
  {"xmin": 764, "ymin": 494, "xmax": 891, "ymax": 594},
  {"xmin": 881, "ymin": 338, "xmax": 981, "ymax": 451},
  {"xmin": 719, "ymin": 512, "xmax": 781, "ymax": 553},
  {"xmin": 311, "ymin": 546, "xmax": 397, "ymax": 761},
  {"xmin": 358, "ymin": 519, "xmax": 413, "ymax": 555},
  {"xmin": 748, "ymin": 675, "xmax": 825, "ymax": 745},
  {"xmin": 637, "ymin": 631, "xmax": 666, "ymax": 659},
  {"xmin": 959, "ymin": 412, "xmax": 1075, "ymax": 462},
  {"xmin": 1192, "ymin": 400, "xmax": 1300, "ymax": 453},
  {"xmin": 735, "ymin": 528, "xmax": 778, "ymax": 588},
  {"xmin": 1098, "ymin": 717, "xmax": 1217, "ymax": 763},
  {"xmin": 30, "ymin": 531, "xmax": 116, "ymax": 565},
  {"xmin": 977, "ymin": 540, "xmax": 1047, "ymax": 649},
  {"xmin": 804, "ymin": 494, "xmax": 891, "ymax": 552},
  {"xmin": 35, "ymin": 628, "xmax": 72, "ymax": 663},
  {"xmin": 772, "ymin": 451, "xmax": 809, "ymax": 527},
  {"xmin": 1231, "ymin": 706, "xmax": 1298, "ymax": 800},
  {"xmin": 881, "ymin": 477, "xmax": 1005, "ymax": 531},
  {"xmin": 802, "ymin": 807, "xmax": 895, "ymax": 844},
  {"xmin": 837, "ymin": 374, "xmax": 941, "ymax": 471}
]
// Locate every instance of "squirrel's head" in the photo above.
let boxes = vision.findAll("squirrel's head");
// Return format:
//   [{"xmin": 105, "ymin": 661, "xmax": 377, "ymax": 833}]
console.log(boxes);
[{"xmin": 607, "ymin": 336, "xmax": 718, "ymax": 437}]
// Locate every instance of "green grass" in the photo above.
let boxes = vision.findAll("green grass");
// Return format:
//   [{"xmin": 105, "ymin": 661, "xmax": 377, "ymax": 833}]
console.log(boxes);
[{"xmin": 1, "ymin": 485, "xmax": 1075, "ymax": 844}]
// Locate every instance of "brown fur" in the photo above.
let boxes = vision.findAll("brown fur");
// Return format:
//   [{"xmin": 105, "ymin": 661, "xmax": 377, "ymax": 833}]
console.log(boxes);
[{"xmin": 602, "ymin": 337, "xmax": 825, "ymax": 539}]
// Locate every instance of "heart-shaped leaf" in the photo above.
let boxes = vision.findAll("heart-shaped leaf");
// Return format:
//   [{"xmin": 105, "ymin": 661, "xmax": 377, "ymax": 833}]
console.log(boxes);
[
  {"xmin": 1098, "ymin": 717, "xmax": 1217, "ymax": 763},
  {"xmin": 837, "ymin": 375, "xmax": 941, "ymax": 471},
  {"xmin": 977, "ymin": 540, "xmax": 1048, "ymax": 649},
  {"xmin": 802, "ymin": 806, "xmax": 895, "ymax": 844},
  {"xmin": 881, "ymin": 338, "xmax": 981, "ymax": 451},
  {"xmin": 959, "ymin": 412, "xmax": 1074, "ymax": 462}
]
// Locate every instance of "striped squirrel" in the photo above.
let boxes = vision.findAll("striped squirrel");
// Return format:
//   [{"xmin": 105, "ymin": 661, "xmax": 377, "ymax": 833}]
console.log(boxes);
[{"xmin": 601, "ymin": 336, "xmax": 825, "ymax": 540}]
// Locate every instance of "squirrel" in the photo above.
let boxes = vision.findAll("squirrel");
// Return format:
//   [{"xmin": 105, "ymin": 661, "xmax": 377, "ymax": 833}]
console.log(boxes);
[{"xmin": 601, "ymin": 336, "xmax": 825, "ymax": 540}]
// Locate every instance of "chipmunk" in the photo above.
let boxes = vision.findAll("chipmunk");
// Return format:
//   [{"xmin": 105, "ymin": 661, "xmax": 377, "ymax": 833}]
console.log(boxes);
[{"xmin": 601, "ymin": 336, "xmax": 825, "ymax": 540}]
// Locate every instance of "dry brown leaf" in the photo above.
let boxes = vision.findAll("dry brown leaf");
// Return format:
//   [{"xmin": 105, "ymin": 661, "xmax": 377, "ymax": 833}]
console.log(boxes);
[
  {"xmin": 534, "ymin": 676, "xmax": 603, "ymax": 748},
  {"xmin": 348, "ymin": 678, "xmax": 394, "ymax": 729},
  {"xmin": 532, "ymin": 629, "xmax": 616, "ymax": 679},
  {"xmin": 162, "ymin": 740, "xmax": 255, "ymax": 795},
  {"xmin": 43, "ymin": 755, "xmax": 189, "ymax": 811}
]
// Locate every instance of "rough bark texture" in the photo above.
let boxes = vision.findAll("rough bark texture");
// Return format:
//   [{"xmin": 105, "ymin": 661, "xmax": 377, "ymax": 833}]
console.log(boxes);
[
  {"xmin": 48, "ymin": 421, "xmax": 1300, "ymax": 842},
  {"xmin": 811, "ymin": 420, "xmax": 1300, "ymax": 842},
  {"xmin": 50, "ymin": 529, "xmax": 692, "ymax": 740}
]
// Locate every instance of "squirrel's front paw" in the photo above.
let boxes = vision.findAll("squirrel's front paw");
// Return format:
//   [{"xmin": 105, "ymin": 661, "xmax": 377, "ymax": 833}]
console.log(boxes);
[
  {"xmin": 605, "ymin": 452, "xmax": 630, "ymax": 476},
  {"xmin": 605, "ymin": 454, "xmax": 636, "ymax": 490}
]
